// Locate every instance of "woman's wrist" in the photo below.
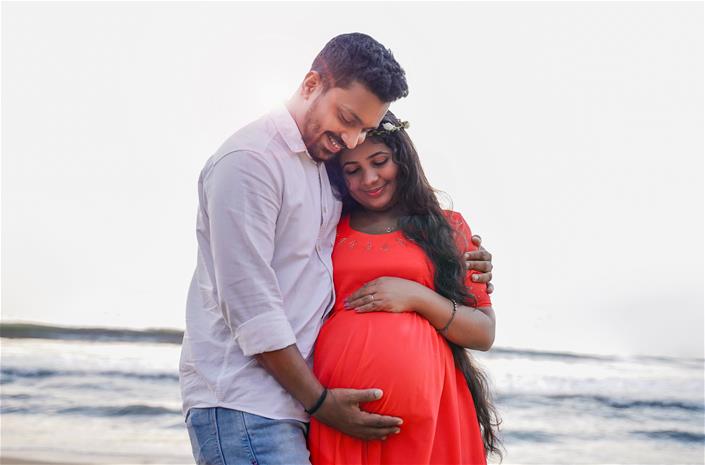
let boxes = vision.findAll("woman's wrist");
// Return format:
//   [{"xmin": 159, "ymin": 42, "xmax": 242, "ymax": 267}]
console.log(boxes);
[{"xmin": 410, "ymin": 283, "xmax": 437, "ymax": 316}]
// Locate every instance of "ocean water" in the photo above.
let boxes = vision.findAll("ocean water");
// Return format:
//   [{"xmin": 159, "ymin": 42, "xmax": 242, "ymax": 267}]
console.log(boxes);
[{"xmin": 0, "ymin": 324, "xmax": 703, "ymax": 464}]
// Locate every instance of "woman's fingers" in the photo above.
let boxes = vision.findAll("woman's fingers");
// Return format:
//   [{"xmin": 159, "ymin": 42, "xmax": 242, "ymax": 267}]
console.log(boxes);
[
  {"xmin": 353, "ymin": 295, "xmax": 388, "ymax": 312},
  {"xmin": 354, "ymin": 302, "xmax": 381, "ymax": 313},
  {"xmin": 345, "ymin": 281, "xmax": 379, "ymax": 305},
  {"xmin": 345, "ymin": 293, "xmax": 375, "ymax": 309}
]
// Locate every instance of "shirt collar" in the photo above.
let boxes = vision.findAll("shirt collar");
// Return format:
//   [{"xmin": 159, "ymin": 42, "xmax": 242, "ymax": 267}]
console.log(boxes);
[{"xmin": 270, "ymin": 103, "xmax": 311, "ymax": 158}]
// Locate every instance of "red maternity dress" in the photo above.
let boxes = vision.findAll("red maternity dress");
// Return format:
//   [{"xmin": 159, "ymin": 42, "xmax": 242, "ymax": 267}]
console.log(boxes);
[{"xmin": 308, "ymin": 211, "xmax": 492, "ymax": 465}]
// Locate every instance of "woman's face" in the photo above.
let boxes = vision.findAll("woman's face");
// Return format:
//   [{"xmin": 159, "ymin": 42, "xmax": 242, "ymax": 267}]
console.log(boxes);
[{"xmin": 339, "ymin": 139, "xmax": 399, "ymax": 212}]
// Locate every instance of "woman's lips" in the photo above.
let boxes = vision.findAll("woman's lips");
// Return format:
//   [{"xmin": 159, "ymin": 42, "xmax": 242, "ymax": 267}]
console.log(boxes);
[{"xmin": 364, "ymin": 184, "xmax": 387, "ymax": 198}]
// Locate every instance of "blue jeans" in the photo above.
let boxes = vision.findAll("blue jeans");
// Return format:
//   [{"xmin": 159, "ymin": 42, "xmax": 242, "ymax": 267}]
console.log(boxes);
[{"xmin": 185, "ymin": 407, "xmax": 311, "ymax": 465}]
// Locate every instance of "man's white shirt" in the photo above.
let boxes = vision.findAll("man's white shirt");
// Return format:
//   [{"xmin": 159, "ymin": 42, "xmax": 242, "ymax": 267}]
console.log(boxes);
[{"xmin": 179, "ymin": 104, "xmax": 342, "ymax": 421}]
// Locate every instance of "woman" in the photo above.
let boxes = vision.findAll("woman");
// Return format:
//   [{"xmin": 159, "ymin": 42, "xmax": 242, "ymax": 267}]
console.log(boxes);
[{"xmin": 308, "ymin": 112, "xmax": 503, "ymax": 464}]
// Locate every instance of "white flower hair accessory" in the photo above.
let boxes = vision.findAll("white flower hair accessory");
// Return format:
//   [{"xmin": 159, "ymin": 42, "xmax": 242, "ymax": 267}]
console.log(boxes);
[{"xmin": 369, "ymin": 120, "xmax": 410, "ymax": 137}]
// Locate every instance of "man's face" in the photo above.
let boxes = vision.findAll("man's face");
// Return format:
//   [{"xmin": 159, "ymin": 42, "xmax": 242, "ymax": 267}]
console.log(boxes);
[{"xmin": 301, "ymin": 80, "xmax": 390, "ymax": 163}]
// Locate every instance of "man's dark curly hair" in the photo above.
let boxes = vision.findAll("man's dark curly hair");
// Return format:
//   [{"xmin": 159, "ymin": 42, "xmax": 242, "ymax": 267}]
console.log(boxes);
[{"xmin": 311, "ymin": 33, "xmax": 409, "ymax": 103}]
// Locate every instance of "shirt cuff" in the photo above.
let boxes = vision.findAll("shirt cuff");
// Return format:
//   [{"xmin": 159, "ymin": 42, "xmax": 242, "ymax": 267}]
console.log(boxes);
[{"xmin": 235, "ymin": 311, "xmax": 297, "ymax": 356}]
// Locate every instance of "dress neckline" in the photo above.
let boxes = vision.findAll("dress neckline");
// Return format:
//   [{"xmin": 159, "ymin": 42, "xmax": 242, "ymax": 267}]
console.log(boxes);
[{"xmin": 343, "ymin": 214, "xmax": 402, "ymax": 237}]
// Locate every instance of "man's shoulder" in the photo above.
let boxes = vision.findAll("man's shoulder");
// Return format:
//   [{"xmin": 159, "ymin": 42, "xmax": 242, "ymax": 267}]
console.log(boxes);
[
  {"xmin": 201, "ymin": 114, "xmax": 289, "ymax": 175},
  {"xmin": 206, "ymin": 112, "xmax": 298, "ymax": 169},
  {"xmin": 213, "ymin": 114, "xmax": 278, "ymax": 162}
]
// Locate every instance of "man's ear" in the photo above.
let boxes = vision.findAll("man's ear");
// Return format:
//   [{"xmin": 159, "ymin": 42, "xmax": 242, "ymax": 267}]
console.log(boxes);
[{"xmin": 301, "ymin": 71, "xmax": 324, "ymax": 100}]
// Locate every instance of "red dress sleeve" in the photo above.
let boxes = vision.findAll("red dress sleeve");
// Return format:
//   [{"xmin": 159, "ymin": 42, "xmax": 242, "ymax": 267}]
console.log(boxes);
[{"xmin": 444, "ymin": 210, "xmax": 492, "ymax": 308}]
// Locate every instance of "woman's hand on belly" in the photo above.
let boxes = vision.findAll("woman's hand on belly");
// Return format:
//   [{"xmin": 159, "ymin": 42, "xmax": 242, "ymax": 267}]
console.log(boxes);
[{"xmin": 344, "ymin": 277, "xmax": 425, "ymax": 314}]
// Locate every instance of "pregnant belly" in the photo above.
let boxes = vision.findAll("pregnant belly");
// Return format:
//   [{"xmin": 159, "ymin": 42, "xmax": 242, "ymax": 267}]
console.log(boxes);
[{"xmin": 313, "ymin": 310, "xmax": 451, "ymax": 422}]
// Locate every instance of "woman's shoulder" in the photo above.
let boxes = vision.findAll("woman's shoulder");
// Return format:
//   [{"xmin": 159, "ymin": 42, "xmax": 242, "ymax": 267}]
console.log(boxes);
[
  {"xmin": 442, "ymin": 210, "xmax": 471, "ymax": 229},
  {"xmin": 442, "ymin": 210, "xmax": 475, "ymax": 250}
]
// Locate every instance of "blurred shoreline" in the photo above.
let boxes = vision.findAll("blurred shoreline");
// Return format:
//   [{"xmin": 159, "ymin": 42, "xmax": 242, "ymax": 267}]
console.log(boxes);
[{"xmin": 2, "ymin": 321, "xmax": 703, "ymax": 363}]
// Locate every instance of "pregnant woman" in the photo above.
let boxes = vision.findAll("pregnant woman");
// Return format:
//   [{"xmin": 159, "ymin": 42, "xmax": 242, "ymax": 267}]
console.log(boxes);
[{"xmin": 308, "ymin": 112, "xmax": 503, "ymax": 464}]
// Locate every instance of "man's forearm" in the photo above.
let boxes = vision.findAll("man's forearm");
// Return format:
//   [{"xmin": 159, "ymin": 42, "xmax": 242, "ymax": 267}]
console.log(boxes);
[
  {"xmin": 254, "ymin": 344, "xmax": 324, "ymax": 410},
  {"xmin": 256, "ymin": 344, "xmax": 405, "ymax": 440}
]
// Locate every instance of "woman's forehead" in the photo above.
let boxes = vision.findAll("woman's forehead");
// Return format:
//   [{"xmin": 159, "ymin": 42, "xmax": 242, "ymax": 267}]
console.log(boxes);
[{"xmin": 340, "ymin": 140, "xmax": 392, "ymax": 163}]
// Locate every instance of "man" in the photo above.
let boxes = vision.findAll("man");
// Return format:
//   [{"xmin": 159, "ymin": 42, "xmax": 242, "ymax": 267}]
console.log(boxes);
[{"xmin": 180, "ymin": 33, "xmax": 494, "ymax": 464}]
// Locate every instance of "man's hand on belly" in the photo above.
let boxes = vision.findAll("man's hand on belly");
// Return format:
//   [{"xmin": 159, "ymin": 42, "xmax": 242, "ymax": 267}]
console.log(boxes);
[{"xmin": 313, "ymin": 388, "xmax": 404, "ymax": 441}]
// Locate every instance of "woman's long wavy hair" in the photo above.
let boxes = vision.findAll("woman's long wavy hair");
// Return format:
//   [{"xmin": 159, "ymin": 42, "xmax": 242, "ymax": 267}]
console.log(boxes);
[{"xmin": 326, "ymin": 111, "xmax": 504, "ymax": 461}]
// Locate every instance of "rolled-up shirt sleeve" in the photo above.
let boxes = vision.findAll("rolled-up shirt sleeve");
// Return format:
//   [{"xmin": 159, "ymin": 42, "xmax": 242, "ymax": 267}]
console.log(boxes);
[{"xmin": 202, "ymin": 150, "xmax": 296, "ymax": 356}]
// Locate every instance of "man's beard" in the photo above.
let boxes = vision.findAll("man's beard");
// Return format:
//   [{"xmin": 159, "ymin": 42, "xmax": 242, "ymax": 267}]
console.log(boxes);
[{"xmin": 301, "ymin": 97, "xmax": 332, "ymax": 163}]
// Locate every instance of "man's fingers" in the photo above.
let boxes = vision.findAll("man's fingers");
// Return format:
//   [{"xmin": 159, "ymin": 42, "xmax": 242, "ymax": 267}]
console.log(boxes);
[
  {"xmin": 471, "ymin": 272, "xmax": 492, "ymax": 284},
  {"xmin": 471, "ymin": 235, "xmax": 482, "ymax": 246},
  {"xmin": 346, "ymin": 388, "xmax": 384, "ymax": 404},
  {"xmin": 465, "ymin": 261, "xmax": 493, "ymax": 273},
  {"xmin": 487, "ymin": 282, "xmax": 494, "ymax": 294},
  {"xmin": 359, "ymin": 411, "xmax": 404, "ymax": 428},
  {"xmin": 358, "ymin": 425, "xmax": 402, "ymax": 440},
  {"xmin": 465, "ymin": 250, "xmax": 492, "ymax": 261}
]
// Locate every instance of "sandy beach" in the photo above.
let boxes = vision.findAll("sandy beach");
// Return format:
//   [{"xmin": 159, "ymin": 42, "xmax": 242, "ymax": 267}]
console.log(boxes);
[{"xmin": 0, "ymin": 459, "xmax": 83, "ymax": 465}]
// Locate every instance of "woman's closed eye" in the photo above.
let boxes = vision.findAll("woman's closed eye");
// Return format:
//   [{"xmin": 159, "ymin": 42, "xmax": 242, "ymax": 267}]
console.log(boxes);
[{"xmin": 344, "ymin": 158, "xmax": 388, "ymax": 175}]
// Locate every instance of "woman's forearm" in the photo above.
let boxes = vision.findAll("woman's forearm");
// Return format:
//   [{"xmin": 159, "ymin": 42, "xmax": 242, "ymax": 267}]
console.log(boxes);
[{"xmin": 411, "ymin": 285, "xmax": 495, "ymax": 350}]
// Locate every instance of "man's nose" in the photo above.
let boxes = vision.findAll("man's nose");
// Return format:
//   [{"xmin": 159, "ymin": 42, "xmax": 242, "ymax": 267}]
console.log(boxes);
[{"xmin": 341, "ymin": 129, "xmax": 364, "ymax": 150}]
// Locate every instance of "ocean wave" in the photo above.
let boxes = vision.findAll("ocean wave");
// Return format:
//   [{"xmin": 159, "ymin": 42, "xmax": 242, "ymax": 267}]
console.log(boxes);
[
  {"xmin": 490, "ymin": 347, "xmax": 617, "ymax": 362},
  {"xmin": 58, "ymin": 404, "xmax": 181, "ymax": 417},
  {"xmin": 1, "ymin": 404, "xmax": 181, "ymax": 417},
  {"xmin": 631, "ymin": 430, "xmax": 705, "ymax": 443},
  {"xmin": 502, "ymin": 430, "xmax": 556, "ymax": 443},
  {"xmin": 498, "ymin": 393, "xmax": 704, "ymax": 412},
  {"xmin": 1, "ymin": 367, "xmax": 179, "ymax": 383},
  {"xmin": 549, "ymin": 394, "xmax": 704, "ymax": 412},
  {"xmin": 0, "ymin": 323, "xmax": 183, "ymax": 344}
]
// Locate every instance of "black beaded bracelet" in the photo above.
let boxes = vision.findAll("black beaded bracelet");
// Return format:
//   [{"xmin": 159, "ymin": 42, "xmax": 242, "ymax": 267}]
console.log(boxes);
[
  {"xmin": 437, "ymin": 299, "xmax": 458, "ymax": 335},
  {"xmin": 305, "ymin": 388, "xmax": 328, "ymax": 415}
]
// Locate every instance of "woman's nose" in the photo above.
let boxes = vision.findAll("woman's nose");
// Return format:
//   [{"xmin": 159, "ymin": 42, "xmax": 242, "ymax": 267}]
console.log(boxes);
[{"xmin": 362, "ymin": 168, "xmax": 379, "ymax": 186}]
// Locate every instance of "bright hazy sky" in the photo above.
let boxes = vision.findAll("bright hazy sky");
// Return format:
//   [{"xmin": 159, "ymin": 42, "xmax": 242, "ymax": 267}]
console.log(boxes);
[{"xmin": 2, "ymin": 2, "xmax": 703, "ymax": 359}]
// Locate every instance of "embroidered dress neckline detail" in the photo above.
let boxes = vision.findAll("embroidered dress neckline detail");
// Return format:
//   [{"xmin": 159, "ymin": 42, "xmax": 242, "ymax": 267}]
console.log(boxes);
[{"xmin": 344, "ymin": 215, "xmax": 402, "ymax": 237}]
